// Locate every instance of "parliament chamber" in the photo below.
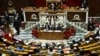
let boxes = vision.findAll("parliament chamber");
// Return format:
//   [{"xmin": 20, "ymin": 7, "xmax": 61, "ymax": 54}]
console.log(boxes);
[{"xmin": 0, "ymin": 0, "xmax": 100, "ymax": 56}]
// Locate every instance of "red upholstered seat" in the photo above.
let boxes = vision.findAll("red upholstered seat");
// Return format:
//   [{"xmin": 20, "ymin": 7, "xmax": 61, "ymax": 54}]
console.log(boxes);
[
  {"xmin": 32, "ymin": 28, "xmax": 38, "ymax": 38},
  {"xmin": 64, "ymin": 27, "xmax": 76, "ymax": 39}
]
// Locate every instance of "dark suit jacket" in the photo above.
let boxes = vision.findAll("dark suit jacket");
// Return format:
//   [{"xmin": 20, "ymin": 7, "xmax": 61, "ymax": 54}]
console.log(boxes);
[
  {"xmin": 5, "ymin": 15, "xmax": 11, "ymax": 24},
  {"xmin": 57, "ymin": 26, "xmax": 62, "ymax": 30},
  {"xmin": 13, "ymin": 16, "xmax": 21, "ymax": 29},
  {"xmin": 45, "ymin": 24, "xmax": 50, "ymax": 30}
]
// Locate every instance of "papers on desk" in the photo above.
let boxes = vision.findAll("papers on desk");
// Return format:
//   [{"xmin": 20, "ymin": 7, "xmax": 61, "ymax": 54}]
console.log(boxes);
[
  {"xmin": 48, "ymin": 30, "xmax": 62, "ymax": 32},
  {"xmin": 96, "ymin": 36, "xmax": 100, "ymax": 39},
  {"xmin": 40, "ymin": 30, "xmax": 62, "ymax": 32},
  {"xmin": 48, "ymin": 30, "xmax": 54, "ymax": 32},
  {"xmin": 54, "ymin": 30, "xmax": 62, "ymax": 32}
]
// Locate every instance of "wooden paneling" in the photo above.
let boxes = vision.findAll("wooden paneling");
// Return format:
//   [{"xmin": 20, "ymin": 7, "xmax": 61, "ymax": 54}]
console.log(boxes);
[
  {"xmin": 38, "ymin": 31, "xmax": 64, "ymax": 40},
  {"xmin": 88, "ymin": 0, "xmax": 100, "ymax": 16},
  {"xmin": 25, "ymin": 12, "xmax": 39, "ymax": 21},
  {"xmin": 67, "ymin": 12, "xmax": 86, "ymax": 22}
]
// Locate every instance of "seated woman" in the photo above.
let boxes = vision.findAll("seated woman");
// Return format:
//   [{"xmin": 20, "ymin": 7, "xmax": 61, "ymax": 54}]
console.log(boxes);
[{"xmin": 3, "ymin": 30, "xmax": 13, "ymax": 41}]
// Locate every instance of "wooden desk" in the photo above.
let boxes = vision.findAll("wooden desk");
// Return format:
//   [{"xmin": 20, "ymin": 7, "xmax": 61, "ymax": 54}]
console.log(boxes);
[
  {"xmin": 38, "ymin": 31, "xmax": 64, "ymax": 40},
  {"xmin": 14, "ymin": 51, "xmax": 28, "ymax": 55}
]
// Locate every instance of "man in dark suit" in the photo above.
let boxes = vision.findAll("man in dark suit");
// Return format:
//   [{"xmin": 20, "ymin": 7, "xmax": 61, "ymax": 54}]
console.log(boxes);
[
  {"xmin": 13, "ymin": 13, "xmax": 21, "ymax": 35},
  {"xmin": 87, "ymin": 19, "xmax": 95, "ymax": 31},
  {"xmin": 4, "ymin": 11, "xmax": 11, "ymax": 24},
  {"xmin": 45, "ymin": 22, "xmax": 50, "ymax": 30},
  {"xmin": 18, "ymin": 8, "xmax": 24, "ymax": 21},
  {"xmin": 56, "ymin": 23, "xmax": 63, "ymax": 31}
]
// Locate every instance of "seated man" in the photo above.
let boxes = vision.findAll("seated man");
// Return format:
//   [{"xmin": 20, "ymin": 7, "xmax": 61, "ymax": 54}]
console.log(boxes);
[
  {"xmin": 50, "ymin": 24, "xmax": 56, "ymax": 30},
  {"xmin": 44, "ymin": 22, "xmax": 50, "ymax": 30},
  {"xmin": 56, "ymin": 23, "xmax": 63, "ymax": 31}
]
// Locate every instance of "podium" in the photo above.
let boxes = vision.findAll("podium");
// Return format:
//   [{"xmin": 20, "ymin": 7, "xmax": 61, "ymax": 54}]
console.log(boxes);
[{"xmin": 38, "ymin": 30, "xmax": 64, "ymax": 40}]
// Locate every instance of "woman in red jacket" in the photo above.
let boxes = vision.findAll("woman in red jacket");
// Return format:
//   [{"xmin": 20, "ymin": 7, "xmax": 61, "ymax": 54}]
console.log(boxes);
[{"xmin": 4, "ymin": 32, "xmax": 13, "ymax": 41}]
